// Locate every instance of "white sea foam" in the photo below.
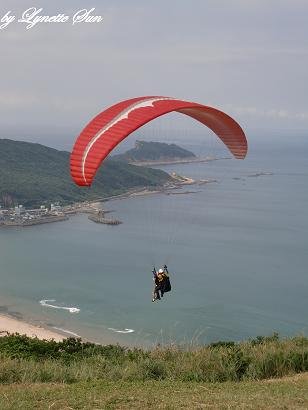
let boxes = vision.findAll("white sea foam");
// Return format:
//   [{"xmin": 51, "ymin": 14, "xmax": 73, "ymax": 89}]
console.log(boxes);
[
  {"xmin": 108, "ymin": 327, "xmax": 135, "ymax": 334},
  {"xmin": 52, "ymin": 327, "xmax": 81, "ymax": 338},
  {"xmin": 39, "ymin": 299, "xmax": 80, "ymax": 313}
]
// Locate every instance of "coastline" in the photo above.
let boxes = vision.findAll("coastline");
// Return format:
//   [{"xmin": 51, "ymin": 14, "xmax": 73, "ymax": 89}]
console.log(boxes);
[
  {"xmin": 0, "ymin": 313, "xmax": 66, "ymax": 342},
  {"xmin": 0, "ymin": 164, "xmax": 199, "ymax": 344},
  {"xmin": 70, "ymin": 156, "xmax": 227, "ymax": 207},
  {"xmin": 0, "ymin": 215, "xmax": 68, "ymax": 228},
  {"xmin": 0, "ymin": 173, "xmax": 211, "ymax": 229},
  {"xmin": 128, "ymin": 156, "xmax": 231, "ymax": 167},
  {"xmin": 0, "ymin": 159, "xmax": 218, "ymax": 345},
  {"xmin": 0, "ymin": 157, "xmax": 221, "ymax": 228}
]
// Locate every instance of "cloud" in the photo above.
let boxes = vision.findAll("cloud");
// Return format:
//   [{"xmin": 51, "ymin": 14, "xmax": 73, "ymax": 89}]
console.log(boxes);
[
  {"xmin": 0, "ymin": 0, "xmax": 307, "ymax": 142},
  {"xmin": 0, "ymin": 92, "xmax": 39, "ymax": 108},
  {"xmin": 224, "ymin": 105, "xmax": 308, "ymax": 121}
]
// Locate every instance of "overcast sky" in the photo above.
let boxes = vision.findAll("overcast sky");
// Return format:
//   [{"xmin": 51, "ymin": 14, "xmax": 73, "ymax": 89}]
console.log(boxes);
[{"xmin": 0, "ymin": 0, "xmax": 307, "ymax": 149}]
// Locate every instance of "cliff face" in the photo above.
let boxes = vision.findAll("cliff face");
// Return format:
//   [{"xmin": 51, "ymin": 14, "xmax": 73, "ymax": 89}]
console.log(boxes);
[{"xmin": 0, "ymin": 139, "xmax": 171, "ymax": 207}]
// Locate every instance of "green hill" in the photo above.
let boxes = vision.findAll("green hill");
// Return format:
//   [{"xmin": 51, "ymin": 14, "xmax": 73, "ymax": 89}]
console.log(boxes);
[
  {"xmin": 0, "ymin": 139, "xmax": 171, "ymax": 208},
  {"xmin": 113, "ymin": 140, "xmax": 196, "ymax": 162}
]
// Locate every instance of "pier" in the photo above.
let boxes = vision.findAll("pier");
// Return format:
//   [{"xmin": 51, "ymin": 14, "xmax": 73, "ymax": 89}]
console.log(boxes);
[{"xmin": 88, "ymin": 210, "xmax": 122, "ymax": 225}]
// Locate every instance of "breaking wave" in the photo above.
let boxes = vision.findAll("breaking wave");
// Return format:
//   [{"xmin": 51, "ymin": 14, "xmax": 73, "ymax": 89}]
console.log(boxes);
[
  {"xmin": 39, "ymin": 299, "xmax": 80, "ymax": 313},
  {"xmin": 52, "ymin": 327, "xmax": 81, "ymax": 338},
  {"xmin": 108, "ymin": 327, "xmax": 135, "ymax": 334}
]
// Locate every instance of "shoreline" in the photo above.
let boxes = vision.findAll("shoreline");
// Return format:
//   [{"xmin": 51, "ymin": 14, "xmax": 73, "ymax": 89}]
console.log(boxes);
[
  {"xmin": 0, "ymin": 310, "xmax": 139, "ymax": 347},
  {"xmin": 0, "ymin": 175, "xmax": 209, "ymax": 228},
  {"xmin": 66, "ymin": 156, "xmax": 227, "ymax": 207},
  {"xmin": 0, "ymin": 157, "xmax": 223, "ymax": 227},
  {"xmin": 128, "ymin": 156, "xmax": 231, "ymax": 167},
  {"xmin": 0, "ymin": 215, "xmax": 68, "ymax": 228},
  {"xmin": 0, "ymin": 159, "xmax": 218, "ymax": 344},
  {"xmin": 0, "ymin": 313, "xmax": 66, "ymax": 342}
]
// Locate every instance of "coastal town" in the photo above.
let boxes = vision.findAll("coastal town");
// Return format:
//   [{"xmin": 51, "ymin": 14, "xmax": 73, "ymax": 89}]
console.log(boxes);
[
  {"xmin": 0, "ymin": 201, "xmax": 101, "ymax": 227},
  {"xmin": 0, "ymin": 172, "xmax": 200, "ymax": 228}
]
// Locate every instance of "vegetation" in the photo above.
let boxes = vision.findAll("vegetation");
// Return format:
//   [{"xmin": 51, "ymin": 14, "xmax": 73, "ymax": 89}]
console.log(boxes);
[
  {"xmin": 0, "ymin": 139, "xmax": 171, "ymax": 207},
  {"xmin": 113, "ymin": 140, "xmax": 196, "ymax": 162},
  {"xmin": 0, "ymin": 375, "xmax": 307, "ymax": 409},
  {"xmin": 0, "ymin": 333, "xmax": 307, "ymax": 384},
  {"xmin": 0, "ymin": 334, "xmax": 307, "ymax": 408}
]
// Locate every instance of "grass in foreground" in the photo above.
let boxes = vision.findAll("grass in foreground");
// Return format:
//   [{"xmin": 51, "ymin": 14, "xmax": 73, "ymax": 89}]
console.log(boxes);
[
  {"xmin": 0, "ymin": 374, "xmax": 307, "ymax": 409},
  {"xmin": 0, "ymin": 334, "xmax": 307, "ymax": 408},
  {"xmin": 0, "ymin": 333, "xmax": 307, "ymax": 384}
]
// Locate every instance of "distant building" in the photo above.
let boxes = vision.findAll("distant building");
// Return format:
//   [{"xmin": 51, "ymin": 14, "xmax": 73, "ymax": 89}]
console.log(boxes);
[
  {"xmin": 50, "ymin": 203, "xmax": 61, "ymax": 212},
  {"xmin": 14, "ymin": 205, "xmax": 24, "ymax": 216}
]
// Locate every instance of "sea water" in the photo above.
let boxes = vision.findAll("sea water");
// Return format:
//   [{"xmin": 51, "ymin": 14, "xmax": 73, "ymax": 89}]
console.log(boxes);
[{"xmin": 0, "ymin": 136, "xmax": 307, "ymax": 346}]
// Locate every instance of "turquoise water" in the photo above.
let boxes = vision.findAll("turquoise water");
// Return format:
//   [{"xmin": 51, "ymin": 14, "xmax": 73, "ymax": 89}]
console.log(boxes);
[{"xmin": 0, "ymin": 137, "xmax": 307, "ymax": 346}]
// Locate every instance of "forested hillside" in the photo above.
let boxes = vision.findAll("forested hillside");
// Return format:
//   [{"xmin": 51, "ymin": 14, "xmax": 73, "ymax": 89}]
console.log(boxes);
[
  {"xmin": 113, "ymin": 140, "xmax": 196, "ymax": 162},
  {"xmin": 0, "ymin": 139, "xmax": 171, "ymax": 207}
]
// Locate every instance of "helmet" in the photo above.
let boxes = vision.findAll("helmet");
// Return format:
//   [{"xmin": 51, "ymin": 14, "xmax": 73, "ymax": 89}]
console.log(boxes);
[{"xmin": 158, "ymin": 269, "xmax": 164, "ymax": 273}]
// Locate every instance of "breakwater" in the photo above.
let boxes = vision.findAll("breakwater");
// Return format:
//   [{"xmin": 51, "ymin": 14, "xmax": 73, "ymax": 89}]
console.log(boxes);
[
  {"xmin": 88, "ymin": 213, "xmax": 122, "ymax": 225},
  {"xmin": 0, "ymin": 215, "xmax": 68, "ymax": 227}
]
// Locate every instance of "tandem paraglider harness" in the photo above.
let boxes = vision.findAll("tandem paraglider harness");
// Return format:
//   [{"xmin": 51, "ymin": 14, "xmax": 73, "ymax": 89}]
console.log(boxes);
[{"xmin": 152, "ymin": 265, "xmax": 171, "ymax": 302}]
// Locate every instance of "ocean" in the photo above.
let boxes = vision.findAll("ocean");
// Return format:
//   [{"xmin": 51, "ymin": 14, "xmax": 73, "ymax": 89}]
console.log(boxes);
[{"xmin": 0, "ymin": 135, "xmax": 307, "ymax": 346}]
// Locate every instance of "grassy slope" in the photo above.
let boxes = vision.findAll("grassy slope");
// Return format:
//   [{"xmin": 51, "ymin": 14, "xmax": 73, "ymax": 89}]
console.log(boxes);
[
  {"xmin": 0, "ymin": 374, "xmax": 307, "ymax": 409},
  {"xmin": 0, "ymin": 139, "xmax": 171, "ymax": 207},
  {"xmin": 0, "ymin": 334, "xmax": 307, "ymax": 408}
]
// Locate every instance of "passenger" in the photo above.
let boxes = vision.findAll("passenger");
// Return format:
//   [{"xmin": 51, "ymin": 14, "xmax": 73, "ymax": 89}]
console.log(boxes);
[
  {"xmin": 152, "ymin": 267, "xmax": 162, "ymax": 302},
  {"xmin": 152, "ymin": 266, "xmax": 171, "ymax": 302}
]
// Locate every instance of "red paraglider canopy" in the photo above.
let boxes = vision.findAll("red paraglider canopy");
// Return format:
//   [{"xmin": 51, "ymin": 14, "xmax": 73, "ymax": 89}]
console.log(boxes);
[{"xmin": 70, "ymin": 96, "xmax": 247, "ymax": 186}]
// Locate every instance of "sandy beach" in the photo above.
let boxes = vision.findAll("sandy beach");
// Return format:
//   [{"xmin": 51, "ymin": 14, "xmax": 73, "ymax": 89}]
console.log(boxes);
[{"xmin": 0, "ymin": 314, "xmax": 65, "ymax": 342}]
